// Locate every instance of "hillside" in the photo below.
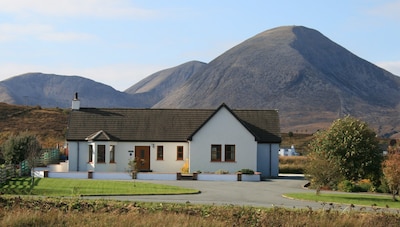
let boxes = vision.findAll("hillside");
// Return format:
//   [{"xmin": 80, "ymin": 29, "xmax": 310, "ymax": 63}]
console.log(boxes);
[
  {"xmin": 0, "ymin": 73, "xmax": 152, "ymax": 108},
  {"xmin": 125, "ymin": 61, "xmax": 206, "ymax": 106},
  {"xmin": 0, "ymin": 26, "xmax": 399, "ymax": 137},
  {"xmin": 153, "ymin": 26, "xmax": 400, "ymax": 137},
  {"xmin": 0, "ymin": 103, "xmax": 393, "ymax": 154},
  {"xmin": 0, "ymin": 103, "xmax": 68, "ymax": 148}
]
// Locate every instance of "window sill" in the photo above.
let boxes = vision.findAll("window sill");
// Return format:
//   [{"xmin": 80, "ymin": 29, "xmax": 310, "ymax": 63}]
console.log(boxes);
[{"xmin": 210, "ymin": 161, "xmax": 236, "ymax": 163}]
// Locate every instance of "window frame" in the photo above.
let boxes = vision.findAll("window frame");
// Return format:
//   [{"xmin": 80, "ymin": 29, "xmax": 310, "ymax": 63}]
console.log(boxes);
[
  {"xmin": 224, "ymin": 144, "xmax": 236, "ymax": 162},
  {"xmin": 157, "ymin": 146, "xmax": 164, "ymax": 160},
  {"xmin": 211, "ymin": 144, "xmax": 222, "ymax": 162},
  {"xmin": 109, "ymin": 145, "xmax": 115, "ymax": 163},
  {"xmin": 177, "ymin": 146, "xmax": 184, "ymax": 160},
  {"xmin": 88, "ymin": 145, "xmax": 93, "ymax": 163},
  {"xmin": 97, "ymin": 145, "xmax": 106, "ymax": 163}
]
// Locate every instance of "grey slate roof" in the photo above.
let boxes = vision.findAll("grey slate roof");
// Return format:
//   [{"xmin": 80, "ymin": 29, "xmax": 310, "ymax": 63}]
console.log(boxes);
[{"xmin": 66, "ymin": 104, "xmax": 281, "ymax": 143}]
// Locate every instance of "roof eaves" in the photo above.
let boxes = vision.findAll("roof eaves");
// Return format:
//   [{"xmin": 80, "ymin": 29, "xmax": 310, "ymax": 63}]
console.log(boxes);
[{"xmin": 85, "ymin": 130, "xmax": 111, "ymax": 141}]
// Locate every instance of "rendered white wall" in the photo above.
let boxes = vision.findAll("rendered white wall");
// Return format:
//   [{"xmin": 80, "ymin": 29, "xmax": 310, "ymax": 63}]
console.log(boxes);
[
  {"xmin": 67, "ymin": 142, "xmax": 79, "ymax": 171},
  {"xmin": 189, "ymin": 107, "xmax": 257, "ymax": 174},
  {"xmin": 68, "ymin": 141, "xmax": 188, "ymax": 173}
]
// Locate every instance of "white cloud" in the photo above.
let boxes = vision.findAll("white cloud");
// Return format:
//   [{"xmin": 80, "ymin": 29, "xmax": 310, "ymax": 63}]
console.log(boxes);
[
  {"xmin": 0, "ymin": 23, "xmax": 50, "ymax": 41},
  {"xmin": 377, "ymin": 61, "xmax": 400, "ymax": 76},
  {"xmin": 39, "ymin": 31, "xmax": 94, "ymax": 42},
  {"xmin": 0, "ymin": 23, "xmax": 94, "ymax": 42},
  {"xmin": 368, "ymin": 1, "xmax": 400, "ymax": 19},
  {"xmin": 0, "ymin": 0, "xmax": 159, "ymax": 19}
]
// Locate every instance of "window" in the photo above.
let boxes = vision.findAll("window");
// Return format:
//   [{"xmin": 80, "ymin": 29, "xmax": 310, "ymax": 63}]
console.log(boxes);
[
  {"xmin": 97, "ymin": 145, "xmax": 106, "ymax": 163},
  {"xmin": 177, "ymin": 146, "xmax": 183, "ymax": 160},
  {"xmin": 110, "ymin": 145, "xmax": 115, "ymax": 163},
  {"xmin": 211, "ymin": 145, "xmax": 222, "ymax": 162},
  {"xmin": 157, "ymin": 146, "xmax": 164, "ymax": 160},
  {"xmin": 225, "ymin": 145, "xmax": 236, "ymax": 162},
  {"xmin": 88, "ymin": 145, "xmax": 93, "ymax": 162}
]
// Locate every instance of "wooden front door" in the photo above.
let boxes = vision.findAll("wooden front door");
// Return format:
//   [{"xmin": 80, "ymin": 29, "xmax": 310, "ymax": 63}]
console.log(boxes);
[{"xmin": 135, "ymin": 146, "xmax": 150, "ymax": 171}]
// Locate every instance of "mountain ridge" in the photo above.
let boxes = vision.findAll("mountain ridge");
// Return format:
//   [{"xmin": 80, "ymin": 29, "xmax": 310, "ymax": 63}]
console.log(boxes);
[{"xmin": 0, "ymin": 25, "xmax": 399, "ymax": 137}]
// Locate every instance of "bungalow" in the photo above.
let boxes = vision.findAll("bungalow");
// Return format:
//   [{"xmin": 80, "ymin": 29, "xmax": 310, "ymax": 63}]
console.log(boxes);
[{"xmin": 66, "ymin": 95, "xmax": 281, "ymax": 178}]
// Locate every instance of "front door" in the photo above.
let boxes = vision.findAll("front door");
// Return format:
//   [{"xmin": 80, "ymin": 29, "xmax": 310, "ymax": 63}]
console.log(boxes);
[{"xmin": 135, "ymin": 146, "xmax": 150, "ymax": 171}]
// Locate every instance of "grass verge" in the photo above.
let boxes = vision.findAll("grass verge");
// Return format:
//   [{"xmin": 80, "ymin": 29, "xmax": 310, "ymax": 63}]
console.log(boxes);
[
  {"xmin": 1, "ymin": 196, "xmax": 400, "ymax": 226},
  {"xmin": 0, "ymin": 177, "xmax": 199, "ymax": 196},
  {"xmin": 284, "ymin": 192, "xmax": 400, "ymax": 209}
]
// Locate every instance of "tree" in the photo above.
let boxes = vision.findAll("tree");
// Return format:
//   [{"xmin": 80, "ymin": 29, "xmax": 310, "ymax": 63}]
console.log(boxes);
[
  {"xmin": 24, "ymin": 135, "xmax": 42, "ymax": 189},
  {"xmin": 1, "ymin": 133, "xmax": 42, "ymax": 176},
  {"xmin": 2, "ymin": 135, "xmax": 25, "ymax": 164},
  {"xmin": 304, "ymin": 149, "xmax": 342, "ymax": 195},
  {"xmin": 307, "ymin": 116, "xmax": 383, "ymax": 187},
  {"xmin": 382, "ymin": 153, "xmax": 400, "ymax": 201}
]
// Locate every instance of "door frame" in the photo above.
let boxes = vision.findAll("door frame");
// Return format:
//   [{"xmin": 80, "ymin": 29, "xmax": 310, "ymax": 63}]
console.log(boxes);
[{"xmin": 134, "ymin": 146, "xmax": 151, "ymax": 171}]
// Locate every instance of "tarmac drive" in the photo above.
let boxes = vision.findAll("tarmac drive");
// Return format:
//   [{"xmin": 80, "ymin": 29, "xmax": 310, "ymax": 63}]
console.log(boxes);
[{"xmin": 83, "ymin": 174, "xmax": 339, "ymax": 210}]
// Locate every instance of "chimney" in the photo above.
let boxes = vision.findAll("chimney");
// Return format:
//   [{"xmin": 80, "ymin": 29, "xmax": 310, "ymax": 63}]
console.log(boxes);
[{"xmin": 71, "ymin": 92, "xmax": 80, "ymax": 110}]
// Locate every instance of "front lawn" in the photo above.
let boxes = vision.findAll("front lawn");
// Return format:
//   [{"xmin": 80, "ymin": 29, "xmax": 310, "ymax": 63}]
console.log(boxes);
[
  {"xmin": 0, "ymin": 177, "xmax": 199, "ymax": 196},
  {"xmin": 285, "ymin": 192, "xmax": 400, "ymax": 209}
]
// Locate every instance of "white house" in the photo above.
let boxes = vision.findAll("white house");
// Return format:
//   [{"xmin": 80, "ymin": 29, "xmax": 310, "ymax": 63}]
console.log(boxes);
[
  {"xmin": 279, "ymin": 145, "xmax": 299, "ymax": 156},
  {"xmin": 65, "ymin": 97, "xmax": 281, "ymax": 178}
]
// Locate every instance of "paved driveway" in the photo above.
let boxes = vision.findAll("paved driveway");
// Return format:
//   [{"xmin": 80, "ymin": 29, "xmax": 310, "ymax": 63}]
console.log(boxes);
[{"xmin": 84, "ymin": 175, "xmax": 333, "ymax": 210}]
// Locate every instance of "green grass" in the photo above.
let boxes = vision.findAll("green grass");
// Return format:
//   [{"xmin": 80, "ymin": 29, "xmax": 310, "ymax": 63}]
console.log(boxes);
[
  {"xmin": 285, "ymin": 192, "xmax": 400, "ymax": 208},
  {"xmin": 0, "ymin": 177, "xmax": 199, "ymax": 196}
]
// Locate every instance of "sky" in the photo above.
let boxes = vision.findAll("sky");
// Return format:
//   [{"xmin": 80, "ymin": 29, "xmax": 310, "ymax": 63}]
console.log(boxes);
[{"xmin": 0, "ymin": 0, "xmax": 399, "ymax": 91}]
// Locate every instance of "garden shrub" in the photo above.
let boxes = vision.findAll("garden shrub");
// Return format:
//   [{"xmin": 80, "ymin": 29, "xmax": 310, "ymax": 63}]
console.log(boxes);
[
  {"xmin": 215, "ymin": 169, "xmax": 229, "ymax": 174},
  {"xmin": 338, "ymin": 179, "xmax": 374, "ymax": 192},
  {"xmin": 357, "ymin": 179, "xmax": 373, "ymax": 192},
  {"xmin": 238, "ymin": 169, "xmax": 254, "ymax": 174},
  {"xmin": 338, "ymin": 180, "xmax": 355, "ymax": 192},
  {"xmin": 377, "ymin": 178, "xmax": 390, "ymax": 193}
]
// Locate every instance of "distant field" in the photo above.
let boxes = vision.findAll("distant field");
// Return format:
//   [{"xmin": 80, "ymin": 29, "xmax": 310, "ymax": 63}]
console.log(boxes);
[{"xmin": 279, "ymin": 156, "xmax": 307, "ymax": 174}]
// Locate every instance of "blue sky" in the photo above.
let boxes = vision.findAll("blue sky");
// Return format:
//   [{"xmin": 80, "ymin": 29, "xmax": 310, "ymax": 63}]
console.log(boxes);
[{"xmin": 1, "ymin": 0, "xmax": 399, "ymax": 91}]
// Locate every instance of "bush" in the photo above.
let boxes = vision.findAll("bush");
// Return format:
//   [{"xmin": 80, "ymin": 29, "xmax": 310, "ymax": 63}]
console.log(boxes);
[
  {"xmin": 238, "ymin": 169, "xmax": 254, "ymax": 174},
  {"xmin": 377, "ymin": 181, "xmax": 390, "ymax": 193},
  {"xmin": 338, "ymin": 180, "xmax": 355, "ymax": 192},
  {"xmin": 357, "ymin": 179, "xmax": 373, "ymax": 192},
  {"xmin": 215, "ymin": 169, "xmax": 229, "ymax": 174},
  {"xmin": 338, "ymin": 179, "xmax": 374, "ymax": 192}
]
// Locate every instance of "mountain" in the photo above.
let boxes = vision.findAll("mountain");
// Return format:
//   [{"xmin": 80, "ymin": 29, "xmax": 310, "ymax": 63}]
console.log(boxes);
[
  {"xmin": 1, "ymin": 26, "xmax": 399, "ymax": 137},
  {"xmin": 0, "ymin": 73, "xmax": 149, "ymax": 108},
  {"xmin": 125, "ymin": 61, "xmax": 206, "ymax": 106},
  {"xmin": 154, "ymin": 26, "xmax": 400, "ymax": 137}
]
